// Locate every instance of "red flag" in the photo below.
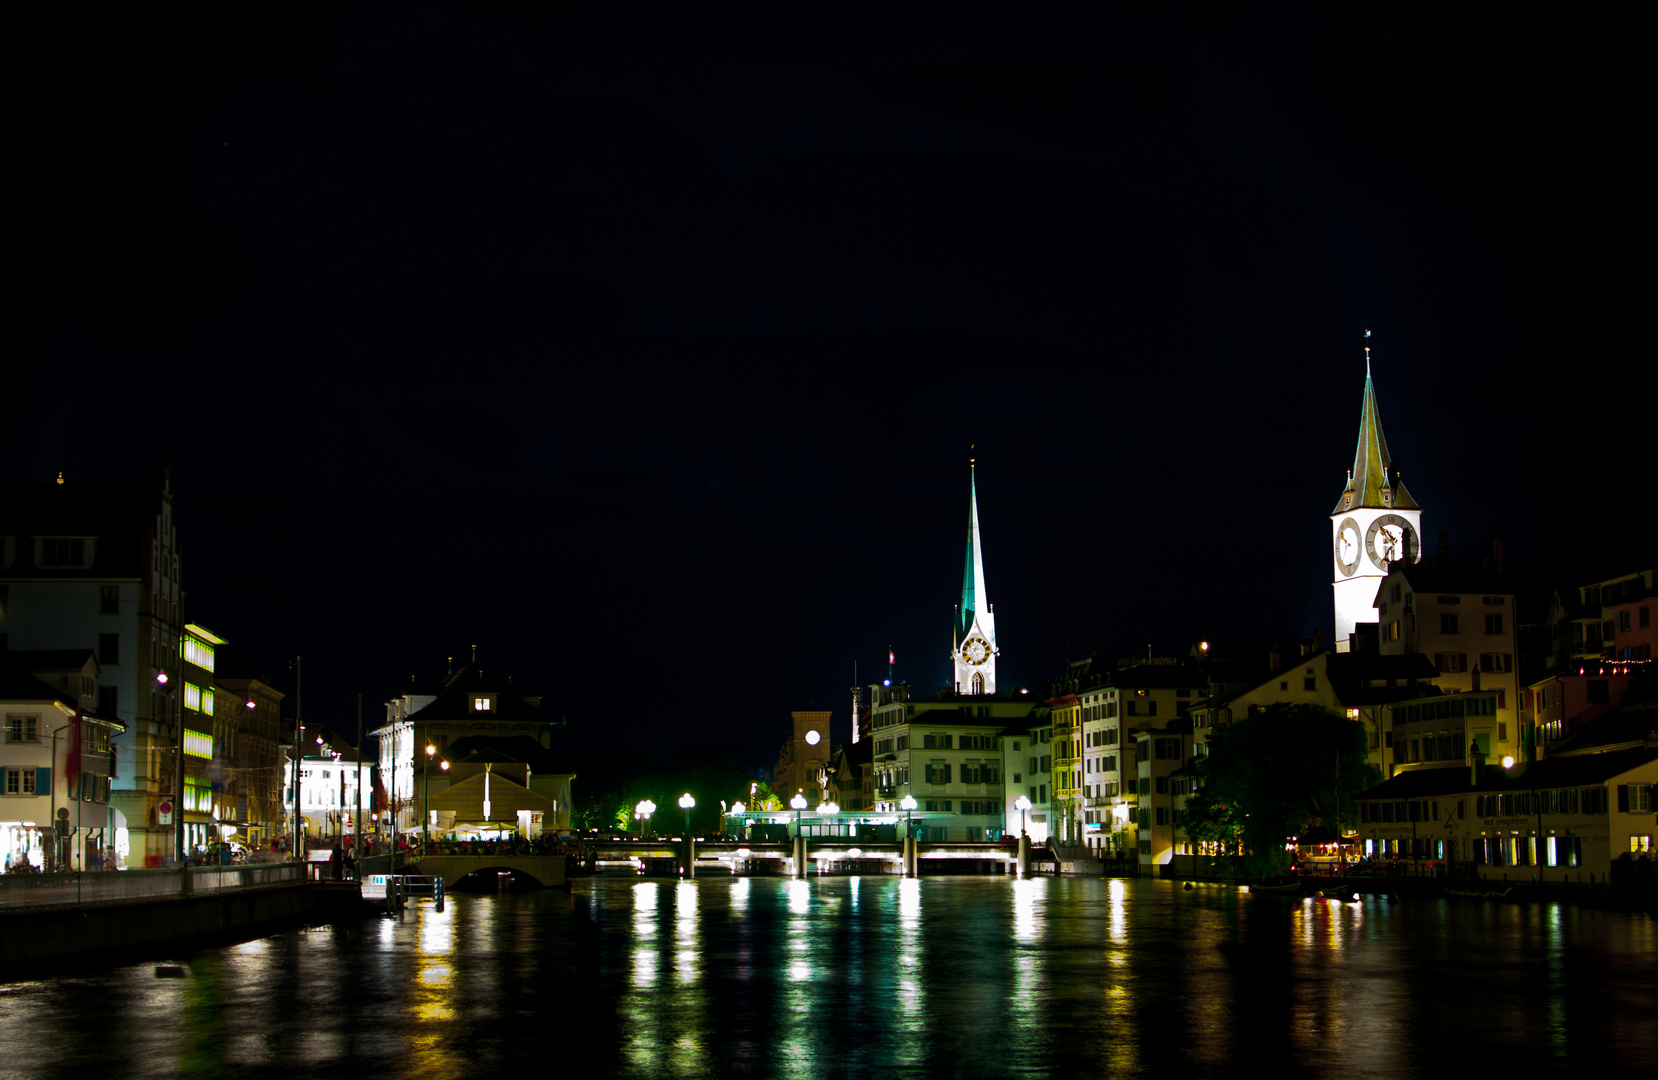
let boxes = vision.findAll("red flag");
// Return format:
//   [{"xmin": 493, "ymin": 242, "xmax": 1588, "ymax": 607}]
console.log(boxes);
[
  {"xmin": 888, "ymin": 648, "xmax": 895, "ymax": 666},
  {"xmin": 66, "ymin": 714, "xmax": 83, "ymax": 790}
]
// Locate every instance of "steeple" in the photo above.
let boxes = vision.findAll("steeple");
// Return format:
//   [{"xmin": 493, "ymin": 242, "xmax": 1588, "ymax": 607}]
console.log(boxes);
[
  {"xmin": 951, "ymin": 450, "xmax": 998, "ymax": 695},
  {"xmin": 1333, "ymin": 333, "xmax": 1418, "ymax": 514},
  {"xmin": 956, "ymin": 453, "xmax": 991, "ymax": 646}
]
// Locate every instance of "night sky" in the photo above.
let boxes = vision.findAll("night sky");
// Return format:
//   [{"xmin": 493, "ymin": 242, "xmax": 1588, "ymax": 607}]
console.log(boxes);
[{"xmin": 13, "ymin": 5, "xmax": 1645, "ymax": 757}]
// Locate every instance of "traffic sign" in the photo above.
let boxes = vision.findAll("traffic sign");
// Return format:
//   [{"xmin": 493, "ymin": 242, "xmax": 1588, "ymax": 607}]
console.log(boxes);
[{"xmin": 159, "ymin": 800, "xmax": 173, "ymax": 825}]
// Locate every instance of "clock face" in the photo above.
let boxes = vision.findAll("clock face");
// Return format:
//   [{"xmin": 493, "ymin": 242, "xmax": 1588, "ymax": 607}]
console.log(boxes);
[
  {"xmin": 1364, "ymin": 513, "xmax": 1418, "ymax": 570},
  {"xmin": 804, "ymin": 729, "xmax": 821, "ymax": 746},
  {"xmin": 1334, "ymin": 517, "xmax": 1361, "ymax": 577},
  {"xmin": 963, "ymin": 637, "xmax": 990, "ymax": 665}
]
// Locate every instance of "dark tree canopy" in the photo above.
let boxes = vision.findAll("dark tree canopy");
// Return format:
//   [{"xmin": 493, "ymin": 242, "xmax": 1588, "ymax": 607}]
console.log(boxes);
[{"xmin": 1186, "ymin": 703, "xmax": 1380, "ymax": 877}]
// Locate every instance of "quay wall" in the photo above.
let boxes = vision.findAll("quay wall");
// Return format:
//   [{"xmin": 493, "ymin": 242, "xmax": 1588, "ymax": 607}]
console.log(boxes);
[{"xmin": 1, "ymin": 884, "xmax": 321, "ymax": 969}]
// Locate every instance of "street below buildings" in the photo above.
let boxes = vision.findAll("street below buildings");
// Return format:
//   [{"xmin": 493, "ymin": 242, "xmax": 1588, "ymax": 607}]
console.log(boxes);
[{"xmin": 2, "ymin": 874, "xmax": 1653, "ymax": 1077}]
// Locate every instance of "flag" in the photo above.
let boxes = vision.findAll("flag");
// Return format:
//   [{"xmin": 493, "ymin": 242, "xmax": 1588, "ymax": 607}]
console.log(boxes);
[{"xmin": 888, "ymin": 648, "xmax": 895, "ymax": 666}]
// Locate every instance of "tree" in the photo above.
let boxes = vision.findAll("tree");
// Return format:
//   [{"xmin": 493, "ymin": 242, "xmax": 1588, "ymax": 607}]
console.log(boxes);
[{"xmin": 1186, "ymin": 703, "xmax": 1380, "ymax": 878}]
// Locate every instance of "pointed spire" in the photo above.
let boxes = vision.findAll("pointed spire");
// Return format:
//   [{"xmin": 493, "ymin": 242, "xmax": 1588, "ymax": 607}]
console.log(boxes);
[
  {"xmin": 957, "ymin": 448, "xmax": 991, "ymax": 645},
  {"xmin": 1334, "ymin": 332, "xmax": 1418, "ymax": 513}
]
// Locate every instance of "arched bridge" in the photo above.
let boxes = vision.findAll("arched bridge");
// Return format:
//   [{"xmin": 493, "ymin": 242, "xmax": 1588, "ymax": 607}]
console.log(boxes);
[{"xmin": 409, "ymin": 855, "xmax": 568, "ymax": 887}]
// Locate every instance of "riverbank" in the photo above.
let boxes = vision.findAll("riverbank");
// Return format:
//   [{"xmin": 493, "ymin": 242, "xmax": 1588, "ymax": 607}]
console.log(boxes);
[{"xmin": 0, "ymin": 881, "xmax": 376, "ymax": 974}]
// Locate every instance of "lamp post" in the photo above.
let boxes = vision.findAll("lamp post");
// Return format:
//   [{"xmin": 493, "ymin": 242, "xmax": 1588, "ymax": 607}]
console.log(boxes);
[
  {"xmin": 679, "ymin": 793, "xmax": 696, "ymax": 878},
  {"xmin": 899, "ymin": 794, "xmax": 918, "ymax": 878},
  {"xmin": 1014, "ymin": 795, "xmax": 1033, "ymax": 878},
  {"xmin": 423, "ymin": 744, "xmax": 435, "ymax": 854},
  {"xmin": 636, "ymin": 799, "xmax": 656, "ymax": 840},
  {"xmin": 790, "ymin": 791, "xmax": 809, "ymax": 878}
]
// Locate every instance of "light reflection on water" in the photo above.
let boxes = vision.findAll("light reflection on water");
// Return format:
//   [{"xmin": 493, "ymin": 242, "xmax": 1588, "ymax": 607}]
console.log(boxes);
[{"xmin": 0, "ymin": 877, "xmax": 1653, "ymax": 1079}]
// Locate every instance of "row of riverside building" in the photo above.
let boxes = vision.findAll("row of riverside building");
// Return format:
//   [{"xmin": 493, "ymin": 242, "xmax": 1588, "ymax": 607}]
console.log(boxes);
[
  {"xmin": 0, "ymin": 466, "xmax": 382, "ymax": 870},
  {"xmin": 764, "ymin": 361, "xmax": 1657, "ymax": 885}
]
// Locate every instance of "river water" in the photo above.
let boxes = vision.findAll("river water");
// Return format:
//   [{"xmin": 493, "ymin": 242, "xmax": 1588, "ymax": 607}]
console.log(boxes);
[{"xmin": 2, "ymin": 875, "xmax": 1654, "ymax": 1078}]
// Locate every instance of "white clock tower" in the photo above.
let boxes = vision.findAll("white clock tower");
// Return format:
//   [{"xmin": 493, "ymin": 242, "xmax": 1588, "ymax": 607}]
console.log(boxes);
[
  {"xmin": 1331, "ymin": 340, "xmax": 1422, "ymax": 651},
  {"xmin": 952, "ymin": 456, "xmax": 998, "ymax": 694}
]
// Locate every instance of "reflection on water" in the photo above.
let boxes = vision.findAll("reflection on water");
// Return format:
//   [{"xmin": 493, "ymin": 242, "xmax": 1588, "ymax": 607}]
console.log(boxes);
[{"xmin": 1, "ymin": 877, "xmax": 1653, "ymax": 1079}]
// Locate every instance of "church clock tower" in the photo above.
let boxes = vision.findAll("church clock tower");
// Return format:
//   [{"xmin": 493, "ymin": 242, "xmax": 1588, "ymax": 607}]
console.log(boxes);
[
  {"xmin": 952, "ymin": 455, "xmax": 998, "ymax": 694},
  {"xmin": 1331, "ymin": 336, "xmax": 1422, "ymax": 652}
]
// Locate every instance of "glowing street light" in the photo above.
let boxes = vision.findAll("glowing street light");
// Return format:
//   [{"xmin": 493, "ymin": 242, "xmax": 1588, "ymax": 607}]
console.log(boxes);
[
  {"xmin": 636, "ymin": 799, "xmax": 656, "ymax": 839},
  {"xmin": 679, "ymin": 792, "xmax": 696, "ymax": 838},
  {"xmin": 899, "ymin": 794, "xmax": 918, "ymax": 839},
  {"xmin": 422, "ymin": 744, "xmax": 448, "ymax": 854},
  {"xmin": 1015, "ymin": 794, "xmax": 1032, "ymax": 837},
  {"xmin": 790, "ymin": 790, "xmax": 808, "ymax": 837}
]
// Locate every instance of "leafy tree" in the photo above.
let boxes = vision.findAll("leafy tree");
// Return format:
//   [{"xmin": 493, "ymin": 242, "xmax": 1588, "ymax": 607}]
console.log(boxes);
[{"xmin": 1186, "ymin": 703, "xmax": 1380, "ymax": 878}]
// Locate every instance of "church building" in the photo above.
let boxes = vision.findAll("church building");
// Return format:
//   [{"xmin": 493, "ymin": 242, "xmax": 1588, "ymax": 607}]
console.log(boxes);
[{"xmin": 1331, "ymin": 341, "xmax": 1423, "ymax": 651}]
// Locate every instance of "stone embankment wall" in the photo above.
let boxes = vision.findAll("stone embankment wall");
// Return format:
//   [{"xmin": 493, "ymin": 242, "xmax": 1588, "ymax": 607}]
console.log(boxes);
[{"xmin": 1, "ymin": 884, "xmax": 317, "ymax": 968}]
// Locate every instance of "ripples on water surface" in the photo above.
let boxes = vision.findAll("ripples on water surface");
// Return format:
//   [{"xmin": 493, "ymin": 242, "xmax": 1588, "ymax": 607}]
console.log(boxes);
[{"xmin": 2, "ymin": 876, "xmax": 1653, "ymax": 1078}]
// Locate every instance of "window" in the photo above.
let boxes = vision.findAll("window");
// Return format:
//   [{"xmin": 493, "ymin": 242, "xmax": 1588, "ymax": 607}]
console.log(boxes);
[
  {"xmin": 39, "ymin": 538, "xmax": 88, "ymax": 567},
  {"xmin": 1154, "ymin": 738, "xmax": 1181, "ymax": 760},
  {"xmin": 1620, "ymin": 784, "xmax": 1653, "ymax": 813},
  {"xmin": 5, "ymin": 768, "xmax": 40, "ymax": 795},
  {"xmin": 1479, "ymin": 653, "xmax": 1512, "ymax": 673},
  {"xmin": 182, "ymin": 635, "xmax": 216, "ymax": 671},
  {"xmin": 1440, "ymin": 614, "xmax": 1459, "ymax": 634},
  {"xmin": 99, "ymin": 633, "xmax": 119, "ymax": 665},
  {"xmin": 1485, "ymin": 614, "xmax": 1504, "ymax": 635},
  {"xmin": 97, "ymin": 685, "xmax": 118, "ymax": 717},
  {"xmin": 1436, "ymin": 653, "xmax": 1467, "ymax": 673},
  {"xmin": 1618, "ymin": 610, "xmax": 1631, "ymax": 633},
  {"xmin": 184, "ymin": 729, "xmax": 213, "ymax": 759},
  {"xmin": 923, "ymin": 733, "xmax": 952, "ymax": 750},
  {"xmin": 1642, "ymin": 606, "xmax": 1651, "ymax": 630},
  {"xmin": 5, "ymin": 715, "xmax": 39, "ymax": 743},
  {"xmin": 1388, "ymin": 621, "xmax": 1401, "ymax": 642},
  {"xmin": 1304, "ymin": 676, "xmax": 1318, "ymax": 690},
  {"xmin": 924, "ymin": 764, "xmax": 952, "ymax": 785},
  {"xmin": 100, "ymin": 585, "xmax": 119, "ymax": 614},
  {"xmin": 1155, "ymin": 776, "xmax": 1170, "ymax": 794}
]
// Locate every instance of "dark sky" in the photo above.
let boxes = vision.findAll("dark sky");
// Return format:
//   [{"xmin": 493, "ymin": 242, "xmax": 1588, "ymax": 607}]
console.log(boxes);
[{"xmin": 13, "ymin": 4, "xmax": 1646, "ymax": 755}]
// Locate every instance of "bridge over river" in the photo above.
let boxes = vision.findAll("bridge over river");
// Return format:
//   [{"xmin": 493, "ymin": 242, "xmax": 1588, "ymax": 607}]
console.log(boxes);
[{"xmin": 409, "ymin": 839, "xmax": 1028, "ymax": 887}]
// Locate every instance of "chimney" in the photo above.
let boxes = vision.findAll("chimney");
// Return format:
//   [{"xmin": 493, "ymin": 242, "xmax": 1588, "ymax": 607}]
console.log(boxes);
[
  {"xmin": 1470, "ymin": 744, "xmax": 1486, "ymax": 787},
  {"xmin": 1491, "ymin": 527, "xmax": 1506, "ymax": 574}
]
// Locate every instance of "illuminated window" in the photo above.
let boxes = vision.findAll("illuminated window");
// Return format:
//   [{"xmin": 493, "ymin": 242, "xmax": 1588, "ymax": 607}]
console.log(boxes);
[
  {"xmin": 201, "ymin": 690, "xmax": 215, "ymax": 717},
  {"xmin": 473, "ymin": 696, "xmax": 492, "ymax": 712},
  {"xmin": 184, "ymin": 729, "xmax": 213, "ymax": 759},
  {"xmin": 184, "ymin": 683, "xmax": 202, "ymax": 712},
  {"xmin": 183, "ymin": 635, "xmax": 216, "ymax": 672}
]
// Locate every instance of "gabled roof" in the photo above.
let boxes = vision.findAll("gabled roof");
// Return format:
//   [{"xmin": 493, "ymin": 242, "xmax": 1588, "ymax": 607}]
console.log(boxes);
[
  {"xmin": 5, "ymin": 649, "xmax": 98, "ymax": 673},
  {"xmin": 0, "ymin": 666, "xmax": 78, "ymax": 708},
  {"xmin": 443, "ymin": 735, "xmax": 569, "ymax": 775},
  {"xmin": 1547, "ymin": 701, "xmax": 1658, "ymax": 757},
  {"xmin": 1323, "ymin": 652, "xmax": 1442, "ymax": 706},
  {"xmin": 404, "ymin": 665, "xmax": 555, "ymax": 727},
  {"xmin": 1379, "ymin": 560, "xmax": 1516, "ymax": 600},
  {"xmin": 1332, "ymin": 361, "xmax": 1418, "ymax": 514},
  {"xmin": 1356, "ymin": 745, "xmax": 1658, "ymax": 799}
]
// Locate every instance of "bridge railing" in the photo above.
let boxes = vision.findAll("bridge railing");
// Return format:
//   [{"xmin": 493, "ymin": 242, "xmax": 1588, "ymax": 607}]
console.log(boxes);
[{"xmin": 0, "ymin": 862, "xmax": 305, "ymax": 908}]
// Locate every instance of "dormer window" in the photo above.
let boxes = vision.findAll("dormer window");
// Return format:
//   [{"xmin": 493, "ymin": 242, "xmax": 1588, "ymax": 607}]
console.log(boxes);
[{"xmin": 472, "ymin": 695, "xmax": 494, "ymax": 713}]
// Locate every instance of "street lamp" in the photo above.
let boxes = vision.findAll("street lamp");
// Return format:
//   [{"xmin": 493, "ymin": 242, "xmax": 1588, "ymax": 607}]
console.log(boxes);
[
  {"xmin": 899, "ymin": 794, "xmax": 918, "ymax": 838},
  {"xmin": 423, "ymin": 744, "xmax": 436, "ymax": 854},
  {"xmin": 679, "ymin": 792, "xmax": 696, "ymax": 837},
  {"xmin": 790, "ymin": 790, "xmax": 808, "ymax": 835},
  {"xmin": 636, "ymin": 799, "xmax": 656, "ymax": 839},
  {"xmin": 1015, "ymin": 795, "xmax": 1032, "ymax": 837}
]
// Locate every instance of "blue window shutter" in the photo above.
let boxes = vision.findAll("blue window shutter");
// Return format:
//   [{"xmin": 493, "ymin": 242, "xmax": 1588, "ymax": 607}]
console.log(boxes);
[{"xmin": 36, "ymin": 767, "xmax": 51, "ymax": 793}]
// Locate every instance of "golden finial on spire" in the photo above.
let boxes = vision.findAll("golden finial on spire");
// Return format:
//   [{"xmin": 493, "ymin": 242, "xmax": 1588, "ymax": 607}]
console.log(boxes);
[{"xmin": 55, "ymin": 471, "xmax": 64, "ymax": 485}]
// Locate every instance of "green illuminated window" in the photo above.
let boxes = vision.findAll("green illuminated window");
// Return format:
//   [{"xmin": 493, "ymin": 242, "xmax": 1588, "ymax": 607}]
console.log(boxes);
[
  {"xmin": 182, "ymin": 635, "xmax": 216, "ymax": 672},
  {"xmin": 184, "ymin": 729, "xmax": 213, "ymax": 759}
]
